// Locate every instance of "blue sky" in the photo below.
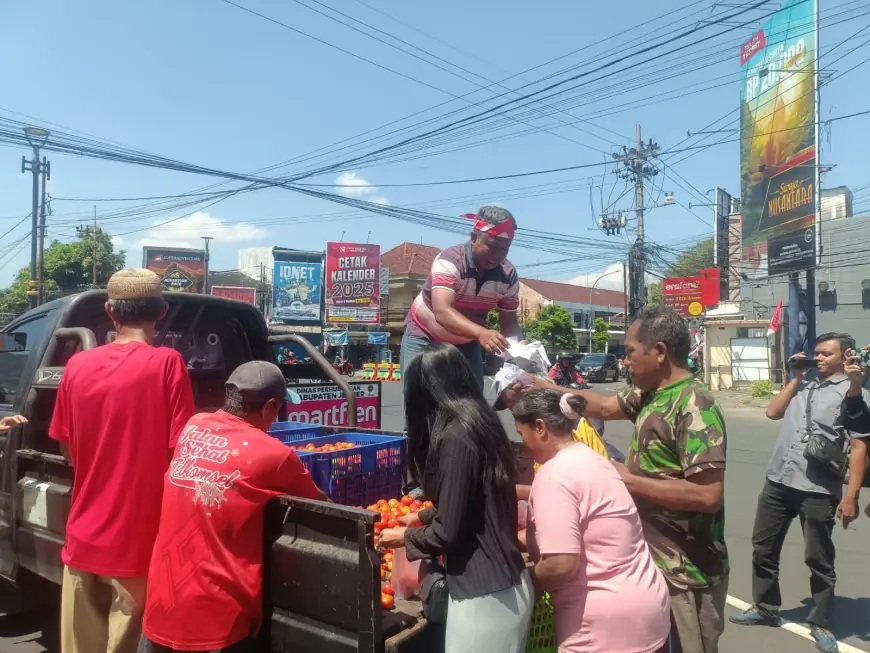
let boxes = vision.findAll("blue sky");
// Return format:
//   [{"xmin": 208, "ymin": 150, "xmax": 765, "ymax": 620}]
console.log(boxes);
[{"xmin": 1, "ymin": 0, "xmax": 867, "ymax": 291}]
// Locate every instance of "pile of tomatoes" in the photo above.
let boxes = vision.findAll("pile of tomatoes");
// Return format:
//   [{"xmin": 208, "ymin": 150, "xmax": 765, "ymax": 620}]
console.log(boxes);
[
  {"xmin": 287, "ymin": 441, "xmax": 358, "ymax": 453},
  {"xmin": 367, "ymin": 495, "xmax": 433, "ymax": 610}
]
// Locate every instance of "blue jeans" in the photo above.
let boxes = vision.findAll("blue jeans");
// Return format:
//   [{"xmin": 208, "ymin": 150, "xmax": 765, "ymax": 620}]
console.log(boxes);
[{"xmin": 399, "ymin": 327, "xmax": 484, "ymax": 391}]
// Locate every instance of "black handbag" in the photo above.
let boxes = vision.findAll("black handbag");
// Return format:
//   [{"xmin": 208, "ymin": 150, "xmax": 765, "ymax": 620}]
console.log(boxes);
[
  {"xmin": 803, "ymin": 386, "xmax": 849, "ymax": 479},
  {"xmin": 418, "ymin": 557, "xmax": 449, "ymax": 624}
]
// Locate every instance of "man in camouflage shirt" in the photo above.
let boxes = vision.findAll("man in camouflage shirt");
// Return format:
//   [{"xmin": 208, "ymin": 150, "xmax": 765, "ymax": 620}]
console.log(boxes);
[{"xmin": 539, "ymin": 306, "xmax": 728, "ymax": 653}]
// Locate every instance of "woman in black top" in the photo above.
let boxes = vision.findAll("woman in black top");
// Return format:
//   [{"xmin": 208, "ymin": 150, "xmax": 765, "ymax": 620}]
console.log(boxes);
[{"xmin": 380, "ymin": 343, "xmax": 532, "ymax": 653}]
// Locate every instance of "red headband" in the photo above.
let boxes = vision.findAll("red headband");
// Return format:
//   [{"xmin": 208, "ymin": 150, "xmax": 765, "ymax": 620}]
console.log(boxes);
[{"xmin": 461, "ymin": 213, "xmax": 516, "ymax": 239}]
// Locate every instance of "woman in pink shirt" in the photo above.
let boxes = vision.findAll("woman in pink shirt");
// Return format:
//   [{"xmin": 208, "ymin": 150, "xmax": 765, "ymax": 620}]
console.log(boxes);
[{"xmin": 513, "ymin": 389, "xmax": 670, "ymax": 653}]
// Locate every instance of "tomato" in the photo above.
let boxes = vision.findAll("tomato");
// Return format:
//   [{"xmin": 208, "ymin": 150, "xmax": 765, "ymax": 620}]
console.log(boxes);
[
  {"xmin": 380, "ymin": 568, "xmax": 386, "ymax": 580},
  {"xmin": 377, "ymin": 499, "xmax": 388, "ymax": 508},
  {"xmin": 400, "ymin": 495, "xmax": 414, "ymax": 506},
  {"xmin": 410, "ymin": 501, "xmax": 423, "ymax": 512},
  {"xmin": 381, "ymin": 593, "xmax": 395, "ymax": 610},
  {"xmin": 382, "ymin": 582, "xmax": 395, "ymax": 595},
  {"xmin": 386, "ymin": 561, "xmax": 393, "ymax": 572},
  {"xmin": 388, "ymin": 498, "xmax": 400, "ymax": 509},
  {"xmin": 383, "ymin": 552, "xmax": 393, "ymax": 563},
  {"xmin": 374, "ymin": 522, "xmax": 385, "ymax": 533},
  {"xmin": 399, "ymin": 505, "xmax": 410, "ymax": 515},
  {"xmin": 366, "ymin": 504, "xmax": 378, "ymax": 512},
  {"xmin": 422, "ymin": 501, "xmax": 434, "ymax": 510}
]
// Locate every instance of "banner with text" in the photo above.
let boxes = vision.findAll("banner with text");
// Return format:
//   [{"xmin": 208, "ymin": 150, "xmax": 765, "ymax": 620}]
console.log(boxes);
[
  {"xmin": 325, "ymin": 243, "xmax": 381, "ymax": 324},
  {"xmin": 143, "ymin": 247, "xmax": 206, "ymax": 293},
  {"xmin": 739, "ymin": 0, "xmax": 817, "ymax": 276},
  {"xmin": 211, "ymin": 285, "xmax": 256, "ymax": 305},
  {"xmin": 272, "ymin": 259, "xmax": 323, "ymax": 323},
  {"xmin": 286, "ymin": 382, "xmax": 381, "ymax": 429},
  {"xmin": 662, "ymin": 269, "xmax": 720, "ymax": 317}
]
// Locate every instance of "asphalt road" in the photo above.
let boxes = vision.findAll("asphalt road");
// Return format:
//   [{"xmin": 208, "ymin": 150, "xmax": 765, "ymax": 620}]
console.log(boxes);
[{"xmin": 1, "ymin": 379, "xmax": 867, "ymax": 653}]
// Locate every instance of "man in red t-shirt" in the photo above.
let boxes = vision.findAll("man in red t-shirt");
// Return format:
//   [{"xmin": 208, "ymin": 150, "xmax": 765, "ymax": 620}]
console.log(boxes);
[
  {"xmin": 49, "ymin": 268, "xmax": 195, "ymax": 653},
  {"xmin": 141, "ymin": 361, "xmax": 325, "ymax": 653}
]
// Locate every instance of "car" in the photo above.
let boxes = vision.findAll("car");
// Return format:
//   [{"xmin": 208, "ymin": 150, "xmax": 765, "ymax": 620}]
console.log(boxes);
[{"xmin": 575, "ymin": 352, "xmax": 620, "ymax": 382}]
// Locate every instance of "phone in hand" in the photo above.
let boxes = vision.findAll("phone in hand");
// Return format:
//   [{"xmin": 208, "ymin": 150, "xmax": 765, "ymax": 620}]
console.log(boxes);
[{"xmin": 848, "ymin": 348, "xmax": 870, "ymax": 366}]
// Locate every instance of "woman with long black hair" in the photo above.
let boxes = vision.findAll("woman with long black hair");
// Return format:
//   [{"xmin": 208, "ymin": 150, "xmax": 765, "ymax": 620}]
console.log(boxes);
[{"xmin": 379, "ymin": 342, "xmax": 532, "ymax": 653}]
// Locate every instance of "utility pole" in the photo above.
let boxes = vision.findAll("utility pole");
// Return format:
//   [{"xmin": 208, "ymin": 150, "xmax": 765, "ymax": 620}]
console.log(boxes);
[
  {"xmin": 21, "ymin": 127, "xmax": 50, "ymax": 309},
  {"xmin": 201, "ymin": 236, "xmax": 214, "ymax": 294},
  {"xmin": 612, "ymin": 124, "xmax": 660, "ymax": 319},
  {"xmin": 36, "ymin": 156, "xmax": 51, "ymax": 306},
  {"xmin": 75, "ymin": 207, "xmax": 99, "ymax": 288}
]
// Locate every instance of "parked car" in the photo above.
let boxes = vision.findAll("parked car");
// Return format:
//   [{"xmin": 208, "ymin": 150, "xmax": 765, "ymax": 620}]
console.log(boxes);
[{"xmin": 575, "ymin": 352, "xmax": 620, "ymax": 382}]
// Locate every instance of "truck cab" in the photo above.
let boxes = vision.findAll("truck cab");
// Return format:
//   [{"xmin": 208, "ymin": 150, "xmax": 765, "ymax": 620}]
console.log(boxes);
[{"xmin": 0, "ymin": 290, "xmax": 435, "ymax": 652}]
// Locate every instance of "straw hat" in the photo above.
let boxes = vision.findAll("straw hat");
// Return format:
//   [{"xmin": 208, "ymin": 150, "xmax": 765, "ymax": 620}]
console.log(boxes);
[{"xmin": 107, "ymin": 268, "xmax": 163, "ymax": 300}]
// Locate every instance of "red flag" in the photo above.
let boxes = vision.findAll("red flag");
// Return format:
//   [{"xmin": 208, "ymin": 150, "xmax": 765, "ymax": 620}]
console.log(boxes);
[{"xmin": 767, "ymin": 299, "xmax": 783, "ymax": 336}]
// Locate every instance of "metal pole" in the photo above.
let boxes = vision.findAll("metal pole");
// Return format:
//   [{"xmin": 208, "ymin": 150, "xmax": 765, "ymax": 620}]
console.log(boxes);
[
  {"xmin": 92, "ymin": 206, "xmax": 98, "ymax": 287},
  {"xmin": 635, "ymin": 124, "xmax": 645, "ymax": 244},
  {"xmin": 37, "ymin": 157, "xmax": 49, "ymax": 306},
  {"xmin": 808, "ymin": 0, "xmax": 821, "ymax": 351},
  {"xmin": 28, "ymin": 146, "xmax": 40, "ymax": 310},
  {"xmin": 623, "ymin": 261, "xmax": 628, "ymax": 328},
  {"xmin": 201, "ymin": 236, "xmax": 214, "ymax": 294},
  {"xmin": 634, "ymin": 125, "xmax": 647, "ymax": 312}
]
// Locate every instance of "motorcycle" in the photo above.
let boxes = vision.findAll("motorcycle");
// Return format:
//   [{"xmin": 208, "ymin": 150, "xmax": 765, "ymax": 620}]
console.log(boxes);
[
  {"xmin": 333, "ymin": 360, "xmax": 354, "ymax": 377},
  {"xmin": 553, "ymin": 372, "xmax": 591, "ymax": 390}
]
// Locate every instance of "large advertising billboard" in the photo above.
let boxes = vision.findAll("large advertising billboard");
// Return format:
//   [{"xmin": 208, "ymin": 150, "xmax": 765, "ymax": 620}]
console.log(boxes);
[
  {"xmin": 740, "ymin": 0, "xmax": 817, "ymax": 276},
  {"xmin": 325, "ymin": 243, "xmax": 381, "ymax": 324},
  {"xmin": 286, "ymin": 382, "xmax": 381, "ymax": 429},
  {"xmin": 272, "ymin": 258, "xmax": 323, "ymax": 323},
  {"xmin": 142, "ymin": 247, "xmax": 206, "ymax": 293},
  {"xmin": 662, "ymin": 269, "xmax": 720, "ymax": 317}
]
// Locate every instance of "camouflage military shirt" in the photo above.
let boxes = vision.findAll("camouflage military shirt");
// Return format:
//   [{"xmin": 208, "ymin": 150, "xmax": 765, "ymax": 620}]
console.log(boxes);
[{"xmin": 618, "ymin": 375, "xmax": 728, "ymax": 589}]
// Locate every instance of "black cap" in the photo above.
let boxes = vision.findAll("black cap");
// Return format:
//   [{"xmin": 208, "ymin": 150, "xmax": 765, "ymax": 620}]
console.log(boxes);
[{"xmin": 225, "ymin": 361, "xmax": 302, "ymax": 406}]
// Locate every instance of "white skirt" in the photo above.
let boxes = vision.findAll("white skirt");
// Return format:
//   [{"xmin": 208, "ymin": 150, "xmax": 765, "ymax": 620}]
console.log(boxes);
[{"xmin": 445, "ymin": 570, "xmax": 534, "ymax": 653}]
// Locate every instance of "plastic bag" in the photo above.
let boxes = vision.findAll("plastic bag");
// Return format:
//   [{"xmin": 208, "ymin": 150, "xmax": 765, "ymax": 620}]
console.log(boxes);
[{"xmin": 391, "ymin": 546, "xmax": 421, "ymax": 600}]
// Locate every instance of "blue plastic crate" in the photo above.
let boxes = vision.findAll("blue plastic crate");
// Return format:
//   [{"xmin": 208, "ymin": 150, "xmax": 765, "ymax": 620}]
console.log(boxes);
[
  {"xmin": 293, "ymin": 449, "xmax": 316, "ymax": 478},
  {"xmin": 279, "ymin": 433, "xmax": 405, "ymax": 506},
  {"xmin": 268, "ymin": 421, "xmax": 323, "ymax": 443}
]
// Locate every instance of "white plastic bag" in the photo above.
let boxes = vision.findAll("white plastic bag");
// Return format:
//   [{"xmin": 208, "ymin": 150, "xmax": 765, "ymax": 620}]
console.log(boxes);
[{"xmin": 391, "ymin": 546, "xmax": 421, "ymax": 600}]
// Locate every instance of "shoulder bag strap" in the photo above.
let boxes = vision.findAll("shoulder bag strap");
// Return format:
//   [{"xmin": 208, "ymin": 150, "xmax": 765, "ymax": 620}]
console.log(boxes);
[{"xmin": 804, "ymin": 384, "xmax": 815, "ymax": 437}]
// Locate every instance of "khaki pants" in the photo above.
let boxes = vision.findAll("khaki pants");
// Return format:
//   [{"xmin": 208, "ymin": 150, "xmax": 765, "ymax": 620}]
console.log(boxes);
[
  {"xmin": 668, "ymin": 575, "xmax": 729, "ymax": 653},
  {"xmin": 61, "ymin": 566, "xmax": 147, "ymax": 653}
]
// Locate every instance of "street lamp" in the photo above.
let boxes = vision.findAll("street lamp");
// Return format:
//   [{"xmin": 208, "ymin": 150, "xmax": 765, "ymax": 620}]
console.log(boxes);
[
  {"xmin": 588, "ymin": 267, "xmax": 622, "ymax": 352},
  {"xmin": 21, "ymin": 127, "xmax": 50, "ymax": 310}
]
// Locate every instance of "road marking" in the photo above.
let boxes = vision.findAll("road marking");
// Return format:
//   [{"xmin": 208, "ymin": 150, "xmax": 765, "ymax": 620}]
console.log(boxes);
[{"xmin": 726, "ymin": 595, "xmax": 869, "ymax": 653}]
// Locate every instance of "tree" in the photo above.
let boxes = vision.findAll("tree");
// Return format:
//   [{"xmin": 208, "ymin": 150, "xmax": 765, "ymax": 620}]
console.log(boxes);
[
  {"xmin": 0, "ymin": 228, "xmax": 126, "ymax": 315},
  {"xmin": 525, "ymin": 304, "xmax": 576, "ymax": 351},
  {"xmin": 647, "ymin": 238, "xmax": 714, "ymax": 309},
  {"xmin": 592, "ymin": 317, "xmax": 610, "ymax": 352},
  {"xmin": 485, "ymin": 309, "xmax": 500, "ymax": 331}
]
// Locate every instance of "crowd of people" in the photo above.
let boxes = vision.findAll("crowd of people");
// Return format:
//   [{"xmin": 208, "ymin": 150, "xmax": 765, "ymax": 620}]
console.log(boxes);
[
  {"xmin": 10, "ymin": 204, "xmax": 867, "ymax": 653},
  {"xmin": 396, "ymin": 206, "xmax": 870, "ymax": 653}
]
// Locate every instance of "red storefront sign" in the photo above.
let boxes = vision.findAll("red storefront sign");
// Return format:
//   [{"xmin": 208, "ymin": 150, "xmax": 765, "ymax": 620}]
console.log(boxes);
[
  {"xmin": 662, "ymin": 268, "xmax": 720, "ymax": 317},
  {"xmin": 211, "ymin": 285, "xmax": 256, "ymax": 305}
]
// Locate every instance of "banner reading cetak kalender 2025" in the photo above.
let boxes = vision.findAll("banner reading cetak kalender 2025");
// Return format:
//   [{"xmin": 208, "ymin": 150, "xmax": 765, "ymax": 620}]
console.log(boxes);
[{"xmin": 325, "ymin": 242, "xmax": 381, "ymax": 324}]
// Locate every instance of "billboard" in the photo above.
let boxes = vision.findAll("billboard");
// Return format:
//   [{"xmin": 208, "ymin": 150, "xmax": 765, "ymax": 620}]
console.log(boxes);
[
  {"xmin": 740, "ymin": 0, "xmax": 817, "ymax": 275},
  {"xmin": 325, "ymin": 243, "xmax": 381, "ymax": 324},
  {"xmin": 211, "ymin": 285, "xmax": 256, "ymax": 305},
  {"xmin": 286, "ymin": 382, "xmax": 381, "ymax": 429},
  {"xmin": 662, "ymin": 269, "xmax": 720, "ymax": 317},
  {"xmin": 143, "ymin": 247, "xmax": 206, "ymax": 293},
  {"xmin": 272, "ymin": 258, "xmax": 323, "ymax": 323}
]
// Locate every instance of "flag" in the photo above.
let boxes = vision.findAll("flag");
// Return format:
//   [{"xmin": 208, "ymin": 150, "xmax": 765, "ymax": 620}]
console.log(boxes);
[{"xmin": 767, "ymin": 299, "xmax": 783, "ymax": 336}]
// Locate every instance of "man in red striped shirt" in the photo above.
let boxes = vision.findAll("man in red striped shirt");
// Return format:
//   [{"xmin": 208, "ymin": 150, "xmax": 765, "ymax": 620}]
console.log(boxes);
[{"xmin": 400, "ymin": 205, "xmax": 523, "ymax": 391}]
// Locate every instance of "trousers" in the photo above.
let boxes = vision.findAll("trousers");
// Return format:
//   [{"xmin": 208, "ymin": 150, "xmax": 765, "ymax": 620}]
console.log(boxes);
[
  {"xmin": 399, "ymin": 327, "xmax": 484, "ymax": 391},
  {"xmin": 668, "ymin": 576, "xmax": 729, "ymax": 653},
  {"xmin": 750, "ymin": 479, "xmax": 838, "ymax": 627}
]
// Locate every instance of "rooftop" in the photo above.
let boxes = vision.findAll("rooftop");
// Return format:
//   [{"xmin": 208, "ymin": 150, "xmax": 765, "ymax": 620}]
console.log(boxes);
[
  {"xmin": 381, "ymin": 242, "xmax": 441, "ymax": 277},
  {"xmin": 520, "ymin": 277, "xmax": 626, "ymax": 308}
]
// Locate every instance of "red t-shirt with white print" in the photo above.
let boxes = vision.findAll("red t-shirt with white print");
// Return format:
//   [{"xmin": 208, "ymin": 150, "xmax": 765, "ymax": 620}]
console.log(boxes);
[{"xmin": 143, "ymin": 410, "xmax": 320, "ymax": 651}]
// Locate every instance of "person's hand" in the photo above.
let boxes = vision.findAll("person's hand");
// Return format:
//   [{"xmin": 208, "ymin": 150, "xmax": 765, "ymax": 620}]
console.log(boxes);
[
  {"xmin": 611, "ymin": 460, "xmax": 632, "ymax": 483},
  {"xmin": 787, "ymin": 353, "xmax": 810, "ymax": 379},
  {"xmin": 499, "ymin": 381, "xmax": 525, "ymax": 409},
  {"xmin": 845, "ymin": 347, "xmax": 869, "ymax": 394},
  {"xmin": 477, "ymin": 329, "xmax": 509, "ymax": 355},
  {"xmin": 837, "ymin": 495, "xmax": 859, "ymax": 529},
  {"xmin": 379, "ymin": 527, "xmax": 408, "ymax": 549},
  {"xmin": 399, "ymin": 513, "xmax": 421, "ymax": 528},
  {"xmin": 0, "ymin": 415, "xmax": 27, "ymax": 434}
]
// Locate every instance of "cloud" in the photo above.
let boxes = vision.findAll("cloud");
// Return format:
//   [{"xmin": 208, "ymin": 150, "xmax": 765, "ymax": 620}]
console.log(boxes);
[
  {"xmin": 112, "ymin": 211, "xmax": 266, "ymax": 252},
  {"xmin": 334, "ymin": 171, "xmax": 389, "ymax": 205},
  {"xmin": 567, "ymin": 262, "xmax": 626, "ymax": 291}
]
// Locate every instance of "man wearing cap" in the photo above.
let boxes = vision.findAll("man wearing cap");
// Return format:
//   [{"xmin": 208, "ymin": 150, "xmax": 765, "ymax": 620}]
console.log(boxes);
[
  {"xmin": 49, "ymin": 269, "xmax": 196, "ymax": 653},
  {"xmin": 141, "ymin": 361, "xmax": 326, "ymax": 653},
  {"xmin": 401, "ymin": 205, "xmax": 523, "ymax": 390}
]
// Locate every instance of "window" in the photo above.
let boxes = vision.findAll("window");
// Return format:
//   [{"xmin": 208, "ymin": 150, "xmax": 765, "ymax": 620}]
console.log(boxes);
[{"xmin": 0, "ymin": 315, "xmax": 52, "ymax": 404}]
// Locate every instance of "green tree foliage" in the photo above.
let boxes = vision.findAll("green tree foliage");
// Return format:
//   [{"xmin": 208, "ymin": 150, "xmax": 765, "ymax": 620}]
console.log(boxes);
[
  {"xmin": 525, "ymin": 304, "xmax": 576, "ymax": 351},
  {"xmin": 592, "ymin": 317, "xmax": 610, "ymax": 352},
  {"xmin": 0, "ymin": 227, "xmax": 126, "ymax": 315},
  {"xmin": 485, "ymin": 309, "xmax": 500, "ymax": 331},
  {"xmin": 647, "ymin": 238, "xmax": 714, "ymax": 308}
]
